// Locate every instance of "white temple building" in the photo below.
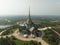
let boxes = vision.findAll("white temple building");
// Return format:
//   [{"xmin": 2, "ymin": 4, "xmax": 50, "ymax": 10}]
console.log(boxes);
[{"xmin": 19, "ymin": 7, "xmax": 41, "ymax": 38}]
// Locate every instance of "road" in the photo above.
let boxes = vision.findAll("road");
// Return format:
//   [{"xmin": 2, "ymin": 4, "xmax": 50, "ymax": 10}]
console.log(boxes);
[
  {"xmin": 13, "ymin": 29, "xmax": 49, "ymax": 45},
  {"xmin": 0, "ymin": 30, "xmax": 6, "ymax": 35},
  {"xmin": 0, "ymin": 28, "xmax": 49, "ymax": 45},
  {"xmin": 0, "ymin": 26, "xmax": 60, "ymax": 45},
  {"xmin": 52, "ymin": 29, "xmax": 60, "ymax": 38}
]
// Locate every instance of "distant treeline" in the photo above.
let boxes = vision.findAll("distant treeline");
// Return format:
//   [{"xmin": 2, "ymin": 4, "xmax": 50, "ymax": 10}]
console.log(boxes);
[{"xmin": 0, "ymin": 15, "xmax": 60, "ymax": 25}]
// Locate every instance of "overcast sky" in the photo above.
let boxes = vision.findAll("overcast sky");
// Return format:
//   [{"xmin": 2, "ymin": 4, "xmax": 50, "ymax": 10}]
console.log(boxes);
[{"xmin": 0, "ymin": 0, "xmax": 60, "ymax": 16}]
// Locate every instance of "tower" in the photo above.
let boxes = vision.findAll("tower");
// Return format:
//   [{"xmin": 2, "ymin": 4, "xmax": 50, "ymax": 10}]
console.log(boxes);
[{"xmin": 26, "ymin": 7, "xmax": 33, "ymax": 28}]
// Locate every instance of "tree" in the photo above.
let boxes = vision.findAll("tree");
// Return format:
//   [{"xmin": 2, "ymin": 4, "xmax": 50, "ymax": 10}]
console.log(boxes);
[{"xmin": 38, "ymin": 42, "xmax": 41, "ymax": 45}]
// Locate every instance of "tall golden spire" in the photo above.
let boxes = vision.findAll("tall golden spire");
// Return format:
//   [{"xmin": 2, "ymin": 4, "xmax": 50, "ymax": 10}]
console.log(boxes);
[
  {"xmin": 28, "ymin": 0, "xmax": 31, "ymax": 20},
  {"xmin": 26, "ymin": 6, "xmax": 33, "ymax": 28},
  {"xmin": 28, "ymin": 6, "xmax": 31, "ymax": 21}
]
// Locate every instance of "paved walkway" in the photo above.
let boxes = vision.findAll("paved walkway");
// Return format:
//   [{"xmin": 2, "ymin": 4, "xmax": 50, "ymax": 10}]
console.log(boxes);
[
  {"xmin": 0, "ymin": 26, "xmax": 52, "ymax": 45},
  {"xmin": 13, "ymin": 29, "xmax": 49, "ymax": 45},
  {"xmin": 0, "ymin": 29, "xmax": 49, "ymax": 45},
  {"xmin": 0, "ymin": 27, "xmax": 60, "ymax": 45}
]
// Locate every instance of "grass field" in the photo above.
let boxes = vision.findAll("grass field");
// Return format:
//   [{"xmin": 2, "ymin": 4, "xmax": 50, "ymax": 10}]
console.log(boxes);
[{"xmin": 43, "ymin": 29, "xmax": 60, "ymax": 45}]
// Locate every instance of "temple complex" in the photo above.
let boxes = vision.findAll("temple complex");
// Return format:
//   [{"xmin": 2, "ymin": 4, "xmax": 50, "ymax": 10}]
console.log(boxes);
[{"xmin": 19, "ymin": 7, "xmax": 41, "ymax": 38}]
